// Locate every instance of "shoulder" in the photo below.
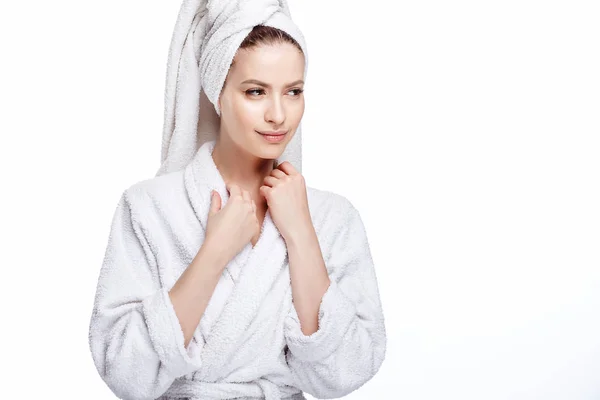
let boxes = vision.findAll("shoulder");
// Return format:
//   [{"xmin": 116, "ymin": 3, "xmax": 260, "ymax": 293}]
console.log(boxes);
[
  {"xmin": 307, "ymin": 186, "xmax": 356, "ymax": 214},
  {"xmin": 305, "ymin": 187, "xmax": 371, "ymax": 270},
  {"xmin": 306, "ymin": 185, "xmax": 360, "ymax": 234},
  {"xmin": 120, "ymin": 170, "xmax": 188, "ymax": 219}
]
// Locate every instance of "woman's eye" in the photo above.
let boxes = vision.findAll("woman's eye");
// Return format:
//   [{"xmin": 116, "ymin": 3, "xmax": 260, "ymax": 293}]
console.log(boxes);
[
  {"xmin": 246, "ymin": 88, "xmax": 303, "ymax": 97},
  {"xmin": 246, "ymin": 88, "xmax": 265, "ymax": 96}
]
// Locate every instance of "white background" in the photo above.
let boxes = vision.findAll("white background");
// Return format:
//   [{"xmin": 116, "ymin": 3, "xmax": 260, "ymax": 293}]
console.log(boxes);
[{"xmin": 1, "ymin": 0, "xmax": 599, "ymax": 399}]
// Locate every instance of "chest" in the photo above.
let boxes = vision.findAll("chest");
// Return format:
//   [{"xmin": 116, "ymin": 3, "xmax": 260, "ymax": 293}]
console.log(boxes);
[{"xmin": 251, "ymin": 206, "xmax": 268, "ymax": 247}]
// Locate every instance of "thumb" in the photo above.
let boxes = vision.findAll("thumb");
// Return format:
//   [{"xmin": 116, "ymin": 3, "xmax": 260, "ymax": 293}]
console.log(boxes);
[{"xmin": 209, "ymin": 190, "xmax": 221, "ymax": 215}]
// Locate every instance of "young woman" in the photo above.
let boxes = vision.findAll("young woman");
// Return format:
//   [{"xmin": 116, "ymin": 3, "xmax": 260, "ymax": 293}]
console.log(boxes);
[{"xmin": 88, "ymin": 2, "xmax": 386, "ymax": 400}]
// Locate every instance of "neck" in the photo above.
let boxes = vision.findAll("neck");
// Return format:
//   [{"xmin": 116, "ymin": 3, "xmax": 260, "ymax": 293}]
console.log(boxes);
[{"xmin": 211, "ymin": 134, "xmax": 276, "ymax": 199}]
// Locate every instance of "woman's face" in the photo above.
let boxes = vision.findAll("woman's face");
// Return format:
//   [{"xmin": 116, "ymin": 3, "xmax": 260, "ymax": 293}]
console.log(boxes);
[{"xmin": 218, "ymin": 42, "xmax": 305, "ymax": 161}]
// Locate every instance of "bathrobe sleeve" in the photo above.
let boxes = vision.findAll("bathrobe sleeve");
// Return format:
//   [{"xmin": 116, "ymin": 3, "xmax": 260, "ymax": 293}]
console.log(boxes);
[
  {"xmin": 88, "ymin": 189, "xmax": 202, "ymax": 400},
  {"xmin": 283, "ymin": 200, "xmax": 387, "ymax": 399}
]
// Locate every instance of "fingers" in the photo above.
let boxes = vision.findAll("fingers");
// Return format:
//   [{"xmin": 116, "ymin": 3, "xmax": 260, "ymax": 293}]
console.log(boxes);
[
  {"xmin": 263, "ymin": 176, "xmax": 278, "ymax": 187},
  {"xmin": 209, "ymin": 190, "xmax": 221, "ymax": 214},
  {"xmin": 270, "ymin": 168, "xmax": 287, "ymax": 179},
  {"xmin": 242, "ymin": 189, "xmax": 252, "ymax": 204},
  {"xmin": 226, "ymin": 183, "xmax": 255, "ymax": 213},
  {"xmin": 276, "ymin": 161, "xmax": 298, "ymax": 175},
  {"xmin": 227, "ymin": 183, "xmax": 251, "ymax": 201},
  {"xmin": 227, "ymin": 183, "xmax": 241, "ymax": 198}
]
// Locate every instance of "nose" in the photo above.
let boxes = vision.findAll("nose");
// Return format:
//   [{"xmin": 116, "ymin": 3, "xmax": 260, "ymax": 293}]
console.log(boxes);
[{"xmin": 264, "ymin": 96, "xmax": 285, "ymax": 125}]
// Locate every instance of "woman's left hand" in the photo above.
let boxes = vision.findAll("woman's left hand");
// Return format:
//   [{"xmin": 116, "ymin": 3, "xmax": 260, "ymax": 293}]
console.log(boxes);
[{"xmin": 260, "ymin": 161, "xmax": 312, "ymax": 242}]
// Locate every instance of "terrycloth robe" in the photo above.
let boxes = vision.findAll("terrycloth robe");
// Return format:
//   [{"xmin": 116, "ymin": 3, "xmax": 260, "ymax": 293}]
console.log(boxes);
[{"xmin": 88, "ymin": 140, "xmax": 387, "ymax": 400}]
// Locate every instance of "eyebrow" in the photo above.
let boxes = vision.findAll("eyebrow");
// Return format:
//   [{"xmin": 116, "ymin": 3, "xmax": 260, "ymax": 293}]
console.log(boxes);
[{"xmin": 240, "ymin": 79, "xmax": 304, "ymax": 87}]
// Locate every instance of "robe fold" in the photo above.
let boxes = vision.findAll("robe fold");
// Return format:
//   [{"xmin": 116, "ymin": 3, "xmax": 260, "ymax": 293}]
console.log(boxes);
[{"xmin": 88, "ymin": 140, "xmax": 386, "ymax": 400}]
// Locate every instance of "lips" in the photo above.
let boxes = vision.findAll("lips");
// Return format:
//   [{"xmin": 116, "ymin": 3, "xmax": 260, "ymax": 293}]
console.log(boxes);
[
  {"xmin": 257, "ymin": 130, "xmax": 288, "ymax": 136},
  {"xmin": 257, "ymin": 130, "xmax": 288, "ymax": 143}
]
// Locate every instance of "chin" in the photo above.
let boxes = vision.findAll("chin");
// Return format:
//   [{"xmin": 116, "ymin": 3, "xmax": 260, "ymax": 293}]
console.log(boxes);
[
  {"xmin": 256, "ymin": 144, "xmax": 285, "ymax": 160},
  {"xmin": 253, "ymin": 129, "xmax": 297, "ymax": 159}
]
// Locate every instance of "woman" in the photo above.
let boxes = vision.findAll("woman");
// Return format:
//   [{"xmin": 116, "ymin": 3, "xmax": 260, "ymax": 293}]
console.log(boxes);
[{"xmin": 88, "ymin": 1, "xmax": 386, "ymax": 399}]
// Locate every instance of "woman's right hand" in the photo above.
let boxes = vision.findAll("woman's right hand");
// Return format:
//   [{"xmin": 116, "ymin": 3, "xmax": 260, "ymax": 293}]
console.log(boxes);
[{"xmin": 203, "ymin": 183, "xmax": 260, "ymax": 266}]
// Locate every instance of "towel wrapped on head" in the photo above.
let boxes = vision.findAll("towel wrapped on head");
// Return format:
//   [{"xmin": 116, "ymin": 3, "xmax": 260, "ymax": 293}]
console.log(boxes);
[{"xmin": 156, "ymin": 0, "xmax": 309, "ymax": 177}]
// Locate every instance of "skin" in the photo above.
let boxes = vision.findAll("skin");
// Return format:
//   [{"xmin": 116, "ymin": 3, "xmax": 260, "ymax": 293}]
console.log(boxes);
[
  {"xmin": 213, "ymin": 42, "xmax": 305, "ymax": 239},
  {"xmin": 215, "ymin": 41, "xmax": 331, "ymax": 336},
  {"xmin": 169, "ymin": 41, "xmax": 330, "ymax": 346}
]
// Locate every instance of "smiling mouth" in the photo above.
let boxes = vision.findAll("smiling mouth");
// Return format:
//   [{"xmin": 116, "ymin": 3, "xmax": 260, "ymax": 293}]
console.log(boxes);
[
  {"xmin": 257, "ymin": 130, "xmax": 288, "ymax": 143},
  {"xmin": 257, "ymin": 130, "xmax": 288, "ymax": 136}
]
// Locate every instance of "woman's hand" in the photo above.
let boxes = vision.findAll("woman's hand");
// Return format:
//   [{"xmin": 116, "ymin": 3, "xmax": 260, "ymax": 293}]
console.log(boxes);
[
  {"xmin": 260, "ymin": 161, "xmax": 312, "ymax": 242},
  {"xmin": 204, "ymin": 184, "xmax": 260, "ymax": 265}
]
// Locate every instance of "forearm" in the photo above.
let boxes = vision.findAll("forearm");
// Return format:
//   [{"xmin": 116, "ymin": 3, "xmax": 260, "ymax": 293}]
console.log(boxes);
[
  {"xmin": 286, "ymin": 223, "xmax": 331, "ymax": 336},
  {"xmin": 168, "ymin": 242, "xmax": 228, "ymax": 347},
  {"xmin": 283, "ymin": 203, "xmax": 387, "ymax": 398}
]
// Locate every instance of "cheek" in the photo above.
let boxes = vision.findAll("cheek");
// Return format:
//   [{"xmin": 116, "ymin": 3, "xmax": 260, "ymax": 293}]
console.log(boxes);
[
  {"xmin": 289, "ymin": 99, "xmax": 305, "ymax": 124},
  {"xmin": 232, "ymin": 97, "xmax": 262, "ymax": 129}
]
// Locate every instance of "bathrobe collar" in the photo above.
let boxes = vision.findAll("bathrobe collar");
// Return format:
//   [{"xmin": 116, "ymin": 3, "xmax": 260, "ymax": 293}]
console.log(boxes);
[
  {"xmin": 183, "ymin": 139, "xmax": 282, "ymax": 251},
  {"xmin": 183, "ymin": 139, "xmax": 290, "ymax": 380}
]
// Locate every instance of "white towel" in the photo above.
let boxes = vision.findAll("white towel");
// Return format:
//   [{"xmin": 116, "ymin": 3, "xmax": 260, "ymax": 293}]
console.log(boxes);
[{"xmin": 156, "ymin": 0, "xmax": 309, "ymax": 177}]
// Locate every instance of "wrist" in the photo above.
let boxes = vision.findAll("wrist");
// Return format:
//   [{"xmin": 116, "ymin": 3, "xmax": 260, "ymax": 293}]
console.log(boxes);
[
  {"xmin": 196, "ymin": 240, "xmax": 229, "ymax": 273},
  {"xmin": 284, "ymin": 221, "xmax": 315, "ymax": 248}
]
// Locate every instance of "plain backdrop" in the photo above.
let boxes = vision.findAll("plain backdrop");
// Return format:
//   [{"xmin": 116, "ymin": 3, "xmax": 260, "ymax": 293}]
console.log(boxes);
[{"xmin": 1, "ymin": 0, "xmax": 599, "ymax": 399}]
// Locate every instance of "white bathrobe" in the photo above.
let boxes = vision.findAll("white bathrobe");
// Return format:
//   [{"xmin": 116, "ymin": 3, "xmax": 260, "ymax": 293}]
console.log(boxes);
[{"xmin": 88, "ymin": 140, "xmax": 387, "ymax": 400}]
